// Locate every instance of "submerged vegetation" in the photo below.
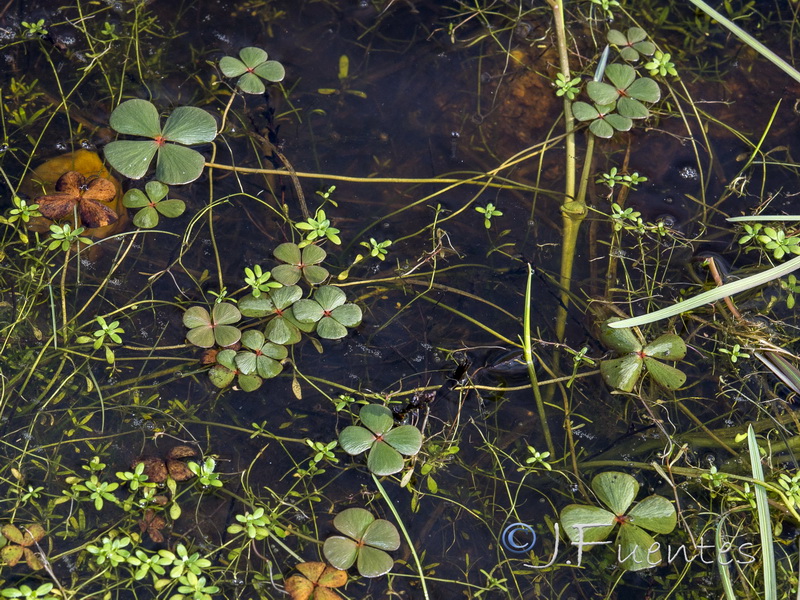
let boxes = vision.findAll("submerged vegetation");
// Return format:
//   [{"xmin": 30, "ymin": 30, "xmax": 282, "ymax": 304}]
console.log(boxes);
[{"xmin": 1, "ymin": 0, "xmax": 800, "ymax": 599}]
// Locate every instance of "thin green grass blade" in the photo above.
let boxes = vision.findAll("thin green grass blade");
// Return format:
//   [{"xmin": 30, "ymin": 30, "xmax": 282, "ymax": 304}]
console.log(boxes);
[
  {"xmin": 715, "ymin": 513, "xmax": 737, "ymax": 600},
  {"xmin": 753, "ymin": 352, "xmax": 800, "ymax": 395},
  {"xmin": 609, "ymin": 254, "xmax": 800, "ymax": 328},
  {"xmin": 688, "ymin": 0, "xmax": 800, "ymax": 85},
  {"xmin": 728, "ymin": 215, "xmax": 800, "ymax": 222},
  {"xmin": 523, "ymin": 264, "xmax": 555, "ymax": 456},
  {"xmin": 747, "ymin": 424, "xmax": 776, "ymax": 600}
]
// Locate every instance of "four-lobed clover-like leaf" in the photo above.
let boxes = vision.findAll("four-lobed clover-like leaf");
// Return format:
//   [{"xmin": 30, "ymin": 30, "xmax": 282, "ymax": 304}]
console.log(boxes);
[
  {"xmin": 285, "ymin": 562, "xmax": 347, "ymax": 600},
  {"xmin": 560, "ymin": 471, "xmax": 676, "ymax": 571},
  {"xmin": 33, "ymin": 171, "xmax": 119, "ymax": 229},
  {"xmin": 235, "ymin": 329, "xmax": 287, "ymax": 379},
  {"xmin": 208, "ymin": 348, "xmax": 262, "ymax": 392},
  {"xmin": 123, "ymin": 180, "xmax": 186, "ymax": 228},
  {"xmin": 183, "ymin": 302, "xmax": 242, "ymax": 348},
  {"xmin": 339, "ymin": 404, "xmax": 422, "ymax": 476},
  {"xmin": 293, "ymin": 285, "xmax": 362, "ymax": 340},
  {"xmin": 586, "ymin": 64, "xmax": 661, "ymax": 119},
  {"xmin": 1, "ymin": 524, "xmax": 46, "ymax": 570},
  {"xmin": 322, "ymin": 507, "xmax": 400, "ymax": 578},
  {"xmin": 572, "ymin": 101, "xmax": 632, "ymax": 139},
  {"xmin": 104, "ymin": 99, "xmax": 217, "ymax": 185},
  {"xmin": 599, "ymin": 318, "xmax": 686, "ymax": 392},
  {"xmin": 272, "ymin": 243, "xmax": 329, "ymax": 286},
  {"xmin": 220, "ymin": 47, "xmax": 285, "ymax": 95},
  {"xmin": 607, "ymin": 27, "xmax": 656, "ymax": 62}
]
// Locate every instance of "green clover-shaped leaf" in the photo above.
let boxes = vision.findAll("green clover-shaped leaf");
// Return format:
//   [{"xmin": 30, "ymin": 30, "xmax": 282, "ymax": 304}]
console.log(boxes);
[
  {"xmin": 607, "ymin": 27, "xmax": 656, "ymax": 62},
  {"xmin": 183, "ymin": 302, "xmax": 241, "ymax": 348},
  {"xmin": 219, "ymin": 47, "xmax": 286, "ymax": 94},
  {"xmin": 572, "ymin": 101, "xmax": 632, "ymax": 139},
  {"xmin": 586, "ymin": 64, "xmax": 660, "ymax": 120},
  {"xmin": 209, "ymin": 349, "xmax": 263, "ymax": 391},
  {"xmin": 272, "ymin": 243, "xmax": 329, "ymax": 286},
  {"xmin": 105, "ymin": 99, "xmax": 217, "ymax": 185},
  {"xmin": 323, "ymin": 508, "xmax": 400, "ymax": 578},
  {"xmin": 235, "ymin": 329, "xmax": 287, "ymax": 379},
  {"xmin": 292, "ymin": 285, "xmax": 362, "ymax": 340},
  {"xmin": 122, "ymin": 181, "xmax": 186, "ymax": 228},
  {"xmin": 338, "ymin": 405, "xmax": 422, "ymax": 476}
]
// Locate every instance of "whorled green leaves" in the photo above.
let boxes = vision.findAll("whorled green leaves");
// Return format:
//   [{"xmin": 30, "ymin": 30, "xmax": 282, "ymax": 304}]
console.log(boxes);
[
  {"xmin": 220, "ymin": 47, "xmax": 285, "ymax": 94},
  {"xmin": 208, "ymin": 349, "xmax": 262, "ymax": 392},
  {"xmin": 183, "ymin": 303, "xmax": 241, "ymax": 348},
  {"xmin": 105, "ymin": 99, "xmax": 217, "ymax": 185},
  {"xmin": 272, "ymin": 242, "xmax": 329, "ymax": 286},
  {"xmin": 599, "ymin": 318, "xmax": 686, "ymax": 392},
  {"xmin": 560, "ymin": 471, "xmax": 676, "ymax": 571},
  {"xmin": 293, "ymin": 285, "xmax": 362, "ymax": 340},
  {"xmin": 338, "ymin": 404, "xmax": 422, "ymax": 476},
  {"xmin": 322, "ymin": 508, "xmax": 400, "ymax": 578},
  {"xmin": 122, "ymin": 181, "xmax": 185, "ymax": 228},
  {"xmin": 238, "ymin": 285, "xmax": 313, "ymax": 345}
]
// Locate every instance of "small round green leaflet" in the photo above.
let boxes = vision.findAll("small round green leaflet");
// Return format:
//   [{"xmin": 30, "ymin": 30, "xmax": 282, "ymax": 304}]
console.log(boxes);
[
  {"xmin": 105, "ymin": 99, "xmax": 217, "ymax": 185},
  {"xmin": 122, "ymin": 181, "xmax": 186, "ymax": 228},
  {"xmin": 293, "ymin": 285, "xmax": 363, "ymax": 340},
  {"xmin": 338, "ymin": 404, "xmax": 422, "ymax": 476},
  {"xmin": 560, "ymin": 471, "xmax": 677, "ymax": 571},
  {"xmin": 183, "ymin": 302, "xmax": 241, "ymax": 348},
  {"xmin": 272, "ymin": 242, "xmax": 329, "ymax": 285},
  {"xmin": 322, "ymin": 508, "xmax": 400, "ymax": 578},
  {"xmin": 219, "ymin": 47, "xmax": 285, "ymax": 94}
]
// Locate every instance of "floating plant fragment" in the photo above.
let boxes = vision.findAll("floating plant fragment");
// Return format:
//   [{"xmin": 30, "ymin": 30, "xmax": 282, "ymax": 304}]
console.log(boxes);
[
  {"xmin": 338, "ymin": 404, "xmax": 422, "ymax": 476},
  {"xmin": 219, "ymin": 47, "xmax": 285, "ymax": 94},
  {"xmin": 586, "ymin": 63, "xmax": 661, "ymax": 119},
  {"xmin": 105, "ymin": 99, "xmax": 217, "ymax": 185},
  {"xmin": 322, "ymin": 508, "xmax": 400, "ymax": 578},
  {"xmin": 209, "ymin": 349, "xmax": 263, "ymax": 392},
  {"xmin": 571, "ymin": 102, "xmax": 632, "ymax": 139}
]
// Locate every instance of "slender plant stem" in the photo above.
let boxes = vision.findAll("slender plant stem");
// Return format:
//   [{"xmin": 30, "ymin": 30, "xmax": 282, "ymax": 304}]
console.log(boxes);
[{"xmin": 372, "ymin": 475, "xmax": 430, "ymax": 600}]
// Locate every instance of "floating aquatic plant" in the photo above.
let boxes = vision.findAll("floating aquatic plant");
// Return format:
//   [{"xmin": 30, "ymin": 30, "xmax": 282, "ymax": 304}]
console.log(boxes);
[
  {"xmin": 1, "ymin": 524, "xmax": 46, "ymax": 570},
  {"xmin": 271, "ymin": 242, "xmax": 329, "ymax": 286},
  {"xmin": 599, "ymin": 318, "xmax": 687, "ymax": 392},
  {"xmin": 560, "ymin": 471, "xmax": 676, "ymax": 571},
  {"xmin": 322, "ymin": 508, "xmax": 400, "ymax": 578},
  {"xmin": 219, "ymin": 47, "xmax": 285, "ymax": 94},
  {"xmin": 122, "ymin": 181, "xmax": 185, "ymax": 228},
  {"xmin": 338, "ymin": 404, "xmax": 422, "ymax": 476},
  {"xmin": 607, "ymin": 27, "xmax": 656, "ymax": 62},
  {"xmin": 104, "ymin": 99, "xmax": 217, "ymax": 185},
  {"xmin": 183, "ymin": 302, "xmax": 242, "ymax": 348},
  {"xmin": 285, "ymin": 562, "xmax": 347, "ymax": 600},
  {"xmin": 292, "ymin": 285, "xmax": 362, "ymax": 340},
  {"xmin": 235, "ymin": 330, "xmax": 287, "ymax": 380}
]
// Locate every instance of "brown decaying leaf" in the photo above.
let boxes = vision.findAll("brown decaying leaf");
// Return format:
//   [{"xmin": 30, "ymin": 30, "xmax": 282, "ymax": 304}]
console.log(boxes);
[
  {"xmin": 133, "ymin": 446, "xmax": 198, "ymax": 484},
  {"xmin": 139, "ymin": 509, "xmax": 167, "ymax": 543},
  {"xmin": 33, "ymin": 171, "xmax": 118, "ymax": 228},
  {"xmin": 0, "ymin": 524, "xmax": 46, "ymax": 570},
  {"xmin": 285, "ymin": 562, "xmax": 347, "ymax": 600}
]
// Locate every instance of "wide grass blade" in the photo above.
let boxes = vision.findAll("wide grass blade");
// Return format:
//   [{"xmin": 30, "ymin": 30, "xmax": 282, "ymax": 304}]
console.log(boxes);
[
  {"xmin": 609, "ymin": 254, "xmax": 800, "ymax": 328},
  {"xmin": 747, "ymin": 425, "xmax": 777, "ymax": 600}
]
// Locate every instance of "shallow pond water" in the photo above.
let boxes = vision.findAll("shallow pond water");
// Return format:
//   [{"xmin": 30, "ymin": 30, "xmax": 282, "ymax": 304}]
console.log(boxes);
[{"xmin": 2, "ymin": 1, "xmax": 800, "ymax": 599}]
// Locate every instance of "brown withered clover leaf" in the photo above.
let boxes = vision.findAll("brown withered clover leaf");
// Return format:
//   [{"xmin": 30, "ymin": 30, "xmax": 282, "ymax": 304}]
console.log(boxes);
[
  {"xmin": 138, "ymin": 509, "xmax": 167, "ymax": 543},
  {"xmin": 132, "ymin": 445, "xmax": 198, "ymax": 484},
  {"xmin": 34, "ymin": 171, "xmax": 118, "ymax": 228}
]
